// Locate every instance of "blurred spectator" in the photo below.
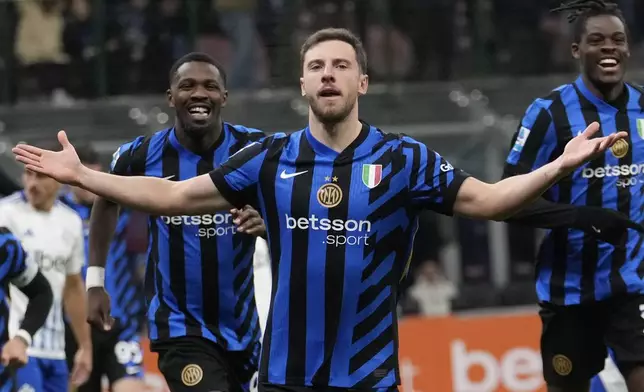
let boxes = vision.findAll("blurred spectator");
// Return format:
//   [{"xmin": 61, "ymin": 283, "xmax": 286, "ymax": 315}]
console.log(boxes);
[
  {"xmin": 112, "ymin": 0, "xmax": 152, "ymax": 94},
  {"xmin": 144, "ymin": 0, "xmax": 189, "ymax": 92},
  {"xmin": 398, "ymin": 0, "xmax": 456, "ymax": 81},
  {"xmin": 64, "ymin": 0, "xmax": 130, "ymax": 97},
  {"xmin": 408, "ymin": 261, "xmax": 457, "ymax": 317},
  {"xmin": 214, "ymin": 0, "xmax": 260, "ymax": 89},
  {"xmin": 63, "ymin": 0, "xmax": 94, "ymax": 98},
  {"xmin": 14, "ymin": 0, "xmax": 73, "ymax": 106}
]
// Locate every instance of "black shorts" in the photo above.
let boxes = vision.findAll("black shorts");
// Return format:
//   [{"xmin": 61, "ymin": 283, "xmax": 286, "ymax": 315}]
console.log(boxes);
[
  {"xmin": 540, "ymin": 294, "xmax": 644, "ymax": 386},
  {"xmin": 64, "ymin": 318, "xmax": 143, "ymax": 390},
  {"xmin": 153, "ymin": 336, "xmax": 258, "ymax": 392}
]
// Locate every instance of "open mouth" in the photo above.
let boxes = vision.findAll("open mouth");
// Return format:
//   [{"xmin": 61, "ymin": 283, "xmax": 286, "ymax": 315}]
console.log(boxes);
[
  {"xmin": 187, "ymin": 104, "xmax": 212, "ymax": 121},
  {"xmin": 598, "ymin": 57, "xmax": 620, "ymax": 73},
  {"xmin": 318, "ymin": 87, "xmax": 342, "ymax": 98}
]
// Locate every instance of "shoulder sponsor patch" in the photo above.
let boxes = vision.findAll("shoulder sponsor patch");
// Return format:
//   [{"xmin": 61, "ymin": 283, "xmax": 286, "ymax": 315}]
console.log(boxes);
[{"xmin": 512, "ymin": 127, "xmax": 531, "ymax": 152}]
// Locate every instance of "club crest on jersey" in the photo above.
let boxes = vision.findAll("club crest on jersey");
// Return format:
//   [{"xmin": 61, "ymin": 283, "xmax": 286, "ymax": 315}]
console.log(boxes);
[
  {"xmin": 362, "ymin": 164, "xmax": 382, "ymax": 189},
  {"xmin": 552, "ymin": 354, "xmax": 572, "ymax": 376},
  {"xmin": 181, "ymin": 364, "xmax": 203, "ymax": 386},
  {"xmin": 637, "ymin": 119, "xmax": 644, "ymax": 139},
  {"xmin": 610, "ymin": 139, "xmax": 629, "ymax": 158},
  {"xmin": 317, "ymin": 177, "xmax": 342, "ymax": 208}
]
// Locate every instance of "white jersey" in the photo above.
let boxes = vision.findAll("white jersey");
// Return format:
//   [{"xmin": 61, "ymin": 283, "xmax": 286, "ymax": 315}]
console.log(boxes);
[
  {"xmin": 253, "ymin": 237, "xmax": 272, "ymax": 338},
  {"xmin": 0, "ymin": 192, "xmax": 84, "ymax": 359}
]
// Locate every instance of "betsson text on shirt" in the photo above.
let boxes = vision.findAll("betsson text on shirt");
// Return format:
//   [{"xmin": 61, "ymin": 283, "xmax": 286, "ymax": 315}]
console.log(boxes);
[
  {"xmin": 285, "ymin": 214, "xmax": 371, "ymax": 247},
  {"xmin": 161, "ymin": 213, "xmax": 236, "ymax": 238}
]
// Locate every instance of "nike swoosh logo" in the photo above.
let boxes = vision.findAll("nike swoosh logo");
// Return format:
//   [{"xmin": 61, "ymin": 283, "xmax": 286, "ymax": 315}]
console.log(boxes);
[
  {"xmin": 592, "ymin": 226, "xmax": 601, "ymax": 234},
  {"xmin": 163, "ymin": 175, "xmax": 175, "ymax": 180},
  {"xmin": 280, "ymin": 170, "xmax": 308, "ymax": 179}
]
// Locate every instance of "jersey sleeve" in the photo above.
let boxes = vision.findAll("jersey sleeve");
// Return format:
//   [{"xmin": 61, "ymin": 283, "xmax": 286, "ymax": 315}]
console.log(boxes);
[
  {"xmin": 407, "ymin": 142, "xmax": 470, "ymax": 216},
  {"xmin": 109, "ymin": 136, "xmax": 147, "ymax": 176},
  {"xmin": 209, "ymin": 141, "xmax": 269, "ymax": 209},
  {"xmin": 0, "ymin": 229, "xmax": 37, "ymax": 288},
  {"xmin": 66, "ymin": 217, "xmax": 85, "ymax": 276},
  {"xmin": 504, "ymin": 100, "xmax": 557, "ymax": 176}
]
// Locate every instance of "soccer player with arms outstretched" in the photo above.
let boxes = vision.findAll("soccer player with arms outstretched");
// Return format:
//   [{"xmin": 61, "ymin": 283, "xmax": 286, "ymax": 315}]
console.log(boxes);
[
  {"xmin": 12, "ymin": 29, "xmax": 629, "ymax": 391},
  {"xmin": 59, "ymin": 144, "xmax": 146, "ymax": 392},
  {"xmin": 84, "ymin": 52, "xmax": 268, "ymax": 392},
  {"xmin": 0, "ymin": 228, "xmax": 53, "ymax": 391},
  {"xmin": 0, "ymin": 161, "xmax": 92, "ymax": 392},
  {"xmin": 502, "ymin": 1, "xmax": 644, "ymax": 391}
]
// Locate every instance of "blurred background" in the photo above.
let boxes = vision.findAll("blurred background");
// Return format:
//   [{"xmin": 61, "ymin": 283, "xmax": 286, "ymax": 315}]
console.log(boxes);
[{"xmin": 0, "ymin": 0, "xmax": 643, "ymax": 390}]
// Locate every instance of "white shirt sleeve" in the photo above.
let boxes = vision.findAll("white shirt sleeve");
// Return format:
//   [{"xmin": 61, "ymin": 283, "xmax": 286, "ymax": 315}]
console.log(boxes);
[{"xmin": 66, "ymin": 217, "xmax": 85, "ymax": 276}]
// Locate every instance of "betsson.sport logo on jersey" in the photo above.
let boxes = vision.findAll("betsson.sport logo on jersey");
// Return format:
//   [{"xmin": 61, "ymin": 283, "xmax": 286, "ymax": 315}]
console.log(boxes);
[
  {"xmin": 581, "ymin": 163, "xmax": 644, "ymax": 188},
  {"xmin": 160, "ymin": 214, "xmax": 236, "ymax": 238},
  {"xmin": 285, "ymin": 214, "xmax": 371, "ymax": 247}
]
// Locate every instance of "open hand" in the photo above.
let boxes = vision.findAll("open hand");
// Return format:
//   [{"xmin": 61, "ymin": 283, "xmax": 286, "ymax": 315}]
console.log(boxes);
[
  {"xmin": 12, "ymin": 130, "xmax": 83, "ymax": 186},
  {"xmin": 560, "ymin": 122, "xmax": 628, "ymax": 174}
]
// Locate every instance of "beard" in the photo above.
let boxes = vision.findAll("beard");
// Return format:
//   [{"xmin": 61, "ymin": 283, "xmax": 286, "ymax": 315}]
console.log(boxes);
[{"xmin": 308, "ymin": 94, "xmax": 356, "ymax": 124}]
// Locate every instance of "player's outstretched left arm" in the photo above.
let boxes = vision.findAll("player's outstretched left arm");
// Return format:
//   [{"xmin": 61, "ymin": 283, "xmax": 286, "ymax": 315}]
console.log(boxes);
[
  {"xmin": 12, "ymin": 131, "xmax": 233, "ymax": 216},
  {"xmin": 453, "ymin": 122, "xmax": 627, "ymax": 220}
]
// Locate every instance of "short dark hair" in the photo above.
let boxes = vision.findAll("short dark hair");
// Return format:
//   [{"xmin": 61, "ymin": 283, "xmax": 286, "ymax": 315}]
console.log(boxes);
[
  {"xmin": 168, "ymin": 52, "xmax": 227, "ymax": 86},
  {"xmin": 300, "ymin": 28, "xmax": 368, "ymax": 73},
  {"xmin": 551, "ymin": 0, "xmax": 628, "ymax": 43},
  {"xmin": 75, "ymin": 143, "xmax": 100, "ymax": 165}
]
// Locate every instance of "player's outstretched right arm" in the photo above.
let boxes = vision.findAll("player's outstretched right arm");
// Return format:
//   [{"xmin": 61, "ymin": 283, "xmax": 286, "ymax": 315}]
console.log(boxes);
[{"xmin": 12, "ymin": 131, "xmax": 233, "ymax": 216}]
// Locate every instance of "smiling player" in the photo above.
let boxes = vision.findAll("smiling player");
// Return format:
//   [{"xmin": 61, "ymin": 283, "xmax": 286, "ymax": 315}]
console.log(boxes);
[
  {"xmin": 84, "ymin": 52, "xmax": 268, "ymax": 392},
  {"xmin": 503, "ymin": 1, "xmax": 644, "ymax": 390}
]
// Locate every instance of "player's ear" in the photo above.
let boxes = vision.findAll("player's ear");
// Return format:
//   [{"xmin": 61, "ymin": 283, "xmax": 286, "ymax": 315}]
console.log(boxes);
[
  {"xmin": 166, "ymin": 88, "xmax": 174, "ymax": 108},
  {"xmin": 221, "ymin": 89, "xmax": 228, "ymax": 108},
  {"xmin": 571, "ymin": 42, "xmax": 580, "ymax": 60},
  {"xmin": 358, "ymin": 74, "xmax": 369, "ymax": 96},
  {"xmin": 300, "ymin": 77, "xmax": 305, "ymax": 97}
]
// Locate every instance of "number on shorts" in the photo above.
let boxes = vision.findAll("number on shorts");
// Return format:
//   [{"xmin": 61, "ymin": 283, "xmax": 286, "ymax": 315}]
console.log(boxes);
[{"xmin": 114, "ymin": 341, "xmax": 143, "ymax": 365}]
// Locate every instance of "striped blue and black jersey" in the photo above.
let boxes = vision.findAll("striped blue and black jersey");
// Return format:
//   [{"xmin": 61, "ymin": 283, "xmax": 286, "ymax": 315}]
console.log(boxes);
[
  {"xmin": 0, "ymin": 227, "xmax": 32, "ymax": 346},
  {"xmin": 60, "ymin": 194, "xmax": 145, "ymax": 336},
  {"xmin": 505, "ymin": 76, "xmax": 644, "ymax": 305},
  {"xmin": 209, "ymin": 122, "xmax": 469, "ymax": 389},
  {"xmin": 110, "ymin": 124, "xmax": 265, "ymax": 359}
]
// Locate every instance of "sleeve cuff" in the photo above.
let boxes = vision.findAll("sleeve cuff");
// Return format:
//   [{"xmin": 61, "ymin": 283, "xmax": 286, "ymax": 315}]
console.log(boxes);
[
  {"xmin": 209, "ymin": 170, "xmax": 247, "ymax": 209},
  {"xmin": 440, "ymin": 171, "xmax": 471, "ymax": 216}
]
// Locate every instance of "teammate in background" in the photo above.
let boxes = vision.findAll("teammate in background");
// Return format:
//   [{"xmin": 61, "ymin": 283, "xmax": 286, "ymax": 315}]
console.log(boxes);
[
  {"xmin": 0, "ymin": 152, "xmax": 92, "ymax": 392},
  {"xmin": 502, "ymin": 1, "xmax": 644, "ymax": 390},
  {"xmin": 0, "ymin": 228, "xmax": 53, "ymax": 389},
  {"xmin": 86, "ymin": 52, "xmax": 268, "ymax": 392},
  {"xmin": 60, "ymin": 144, "xmax": 146, "ymax": 392},
  {"xmin": 11, "ymin": 29, "xmax": 628, "ymax": 392}
]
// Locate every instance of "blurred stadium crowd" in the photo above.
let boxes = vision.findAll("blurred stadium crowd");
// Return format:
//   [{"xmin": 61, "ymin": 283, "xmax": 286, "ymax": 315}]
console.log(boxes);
[{"xmin": 0, "ymin": 0, "xmax": 643, "ymax": 106}]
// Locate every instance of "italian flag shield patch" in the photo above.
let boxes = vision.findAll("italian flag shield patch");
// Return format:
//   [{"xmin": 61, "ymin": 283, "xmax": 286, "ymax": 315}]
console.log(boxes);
[{"xmin": 362, "ymin": 164, "xmax": 382, "ymax": 189}]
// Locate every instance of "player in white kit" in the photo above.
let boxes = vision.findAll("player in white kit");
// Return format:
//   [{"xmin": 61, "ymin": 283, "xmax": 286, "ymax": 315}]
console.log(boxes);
[{"xmin": 0, "ymin": 155, "xmax": 92, "ymax": 392}]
